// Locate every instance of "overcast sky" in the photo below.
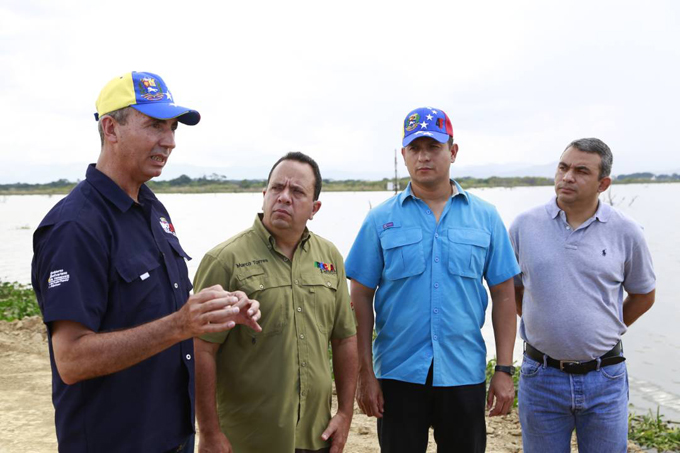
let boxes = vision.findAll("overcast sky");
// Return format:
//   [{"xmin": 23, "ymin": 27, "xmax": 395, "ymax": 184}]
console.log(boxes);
[{"xmin": 1, "ymin": 0, "xmax": 679, "ymax": 183}]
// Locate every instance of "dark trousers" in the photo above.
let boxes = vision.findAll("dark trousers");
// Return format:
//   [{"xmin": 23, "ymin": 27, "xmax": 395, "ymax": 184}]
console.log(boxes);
[{"xmin": 377, "ymin": 364, "xmax": 486, "ymax": 453}]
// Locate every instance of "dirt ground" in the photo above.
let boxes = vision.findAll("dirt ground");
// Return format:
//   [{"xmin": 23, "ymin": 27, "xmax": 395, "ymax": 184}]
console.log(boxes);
[{"xmin": 0, "ymin": 317, "xmax": 643, "ymax": 453}]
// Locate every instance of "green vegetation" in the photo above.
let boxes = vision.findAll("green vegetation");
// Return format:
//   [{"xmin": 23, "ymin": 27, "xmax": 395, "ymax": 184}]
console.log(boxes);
[
  {"xmin": 629, "ymin": 408, "xmax": 680, "ymax": 451},
  {"xmin": 617, "ymin": 172, "xmax": 680, "ymax": 183},
  {"xmin": 0, "ymin": 175, "xmax": 555, "ymax": 195},
  {"xmin": 0, "ymin": 281, "xmax": 40, "ymax": 321},
  {"xmin": 2, "ymin": 170, "xmax": 679, "ymax": 196},
  {"xmin": 2, "ymin": 171, "xmax": 678, "ymax": 195}
]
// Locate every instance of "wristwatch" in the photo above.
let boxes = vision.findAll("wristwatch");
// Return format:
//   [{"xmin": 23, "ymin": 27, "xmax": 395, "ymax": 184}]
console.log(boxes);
[{"xmin": 494, "ymin": 365, "xmax": 516, "ymax": 376}]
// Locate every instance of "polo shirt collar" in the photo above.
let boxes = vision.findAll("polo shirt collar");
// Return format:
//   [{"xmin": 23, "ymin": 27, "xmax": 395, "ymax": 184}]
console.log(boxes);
[
  {"xmin": 398, "ymin": 180, "xmax": 469, "ymax": 206},
  {"xmin": 545, "ymin": 197, "xmax": 561, "ymax": 219},
  {"xmin": 545, "ymin": 196, "xmax": 612, "ymax": 223},
  {"xmin": 593, "ymin": 199, "xmax": 612, "ymax": 223},
  {"xmin": 254, "ymin": 214, "xmax": 312, "ymax": 252},
  {"xmin": 85, "ymin": 164, "xmax": 136, "ymax": 212}
]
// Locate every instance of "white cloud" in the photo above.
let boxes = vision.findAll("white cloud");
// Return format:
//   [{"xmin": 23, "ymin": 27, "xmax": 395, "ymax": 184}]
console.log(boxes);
[{"xmin": 1, "ymin": 0, "xmax": 679, "ymax": 182}]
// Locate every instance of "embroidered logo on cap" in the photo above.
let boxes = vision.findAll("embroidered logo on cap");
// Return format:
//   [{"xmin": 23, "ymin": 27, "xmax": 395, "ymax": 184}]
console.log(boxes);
[
  {"xmin": 139, "ymin": 77, "xmax": 165, "ymax": 101},
  {"xmin": 405, "ymin": 113, "xmax": 420, "ymax": 132}
]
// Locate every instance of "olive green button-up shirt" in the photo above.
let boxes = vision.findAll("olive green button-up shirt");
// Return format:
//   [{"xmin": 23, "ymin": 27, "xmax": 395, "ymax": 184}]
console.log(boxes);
[{"xmin": 195, "ymin": 215, "xmax": 356, "ymax": 452}]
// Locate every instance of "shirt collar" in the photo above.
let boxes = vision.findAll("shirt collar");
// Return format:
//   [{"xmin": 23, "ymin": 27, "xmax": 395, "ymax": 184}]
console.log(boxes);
[
  {"xmin": 399, "ymin": 180, "xmax": 469, "ymax": 205},
  {"xmin": 545, "ymin": 196, "xmax": 611, "ymax": 223},
  {"xmin": 253, "ymin": 213, "xmax": 312, "ymax": 252},
  {"xmin": 85, "ymin": 164, "xmax": 137, "ymax": 212}
]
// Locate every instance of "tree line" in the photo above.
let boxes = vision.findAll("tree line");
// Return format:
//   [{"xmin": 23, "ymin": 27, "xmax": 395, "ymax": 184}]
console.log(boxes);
[{"xmin": 0, "ymin": 172, "xmax": 677, "ymax": 195}]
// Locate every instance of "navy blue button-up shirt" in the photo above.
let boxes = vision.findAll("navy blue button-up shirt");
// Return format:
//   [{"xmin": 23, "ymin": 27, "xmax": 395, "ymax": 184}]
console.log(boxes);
[{"xmin": 31, "ymin": 164, "xmax": 195, "ymax": 452}]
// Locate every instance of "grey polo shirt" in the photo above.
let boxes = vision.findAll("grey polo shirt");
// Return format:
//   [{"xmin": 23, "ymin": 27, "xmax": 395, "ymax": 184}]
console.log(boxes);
[{"xmin": 509, "ymin": 197, "xmax": 655, "ymax": 361}]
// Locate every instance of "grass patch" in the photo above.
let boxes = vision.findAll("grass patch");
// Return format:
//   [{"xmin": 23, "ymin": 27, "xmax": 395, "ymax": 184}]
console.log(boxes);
[
  {"xmin": 0, "ymin": 281, "xmax": 40, "ymax": 321},
  {"xmin": 629, "ymin": 408, "xmax": 680, "ymax": 451}
]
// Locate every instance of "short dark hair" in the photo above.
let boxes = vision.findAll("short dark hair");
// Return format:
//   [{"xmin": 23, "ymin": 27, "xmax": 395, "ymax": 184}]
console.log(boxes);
[
  {"xmin": 565, "ymin": 138, "xmax": 613, "ymax": 179},
  {"xmin": 266, "ymin": 152, "xmax": 322, "ymax": 200},
  {"xmin": 98, "ymin": 107, "xmax": 131, "ymax": 147}
]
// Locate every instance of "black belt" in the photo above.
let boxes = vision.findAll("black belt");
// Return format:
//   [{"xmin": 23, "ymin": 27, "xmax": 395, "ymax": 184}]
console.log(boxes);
[{"xmin": 524, "ymin": 341, "xmax": 625, "ymax": 375}]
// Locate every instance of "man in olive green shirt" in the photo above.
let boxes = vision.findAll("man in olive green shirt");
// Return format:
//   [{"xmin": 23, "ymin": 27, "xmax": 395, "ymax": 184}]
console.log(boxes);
[{"xmin": 194, "ymin": 152, "xmax": 358, "ymax": 453}]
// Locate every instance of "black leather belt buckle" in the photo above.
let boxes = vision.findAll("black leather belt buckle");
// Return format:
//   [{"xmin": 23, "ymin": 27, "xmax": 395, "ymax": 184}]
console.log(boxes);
[
  {"xmin": 559, "ymin": 360, "xmax": 579, "ymax": 372},
  {"xmin": 559, "ymin": 361, "xmax": 591, "ymax": 374}
]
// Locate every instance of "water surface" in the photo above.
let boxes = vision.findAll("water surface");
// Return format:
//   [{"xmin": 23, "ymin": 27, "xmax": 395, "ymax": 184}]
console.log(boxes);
[{"xmin": 2, "ymin": 183, "xmax": 678, "ymax": 420}]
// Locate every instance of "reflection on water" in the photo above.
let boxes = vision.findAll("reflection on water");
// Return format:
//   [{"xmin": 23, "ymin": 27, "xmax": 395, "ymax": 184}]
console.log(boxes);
[{"xmin": 2, "ymin": 183, "xmax": 679, "ymax": 419}]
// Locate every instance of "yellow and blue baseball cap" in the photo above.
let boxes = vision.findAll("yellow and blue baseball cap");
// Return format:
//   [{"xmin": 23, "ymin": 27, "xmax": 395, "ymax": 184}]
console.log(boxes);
[
  {"xmin": 402, "ymin": 106, "xmax": 453, "ymax": 146},
  {"xmin": 94, "ymin": 71, "xmax": 200, "ymax": 125}
]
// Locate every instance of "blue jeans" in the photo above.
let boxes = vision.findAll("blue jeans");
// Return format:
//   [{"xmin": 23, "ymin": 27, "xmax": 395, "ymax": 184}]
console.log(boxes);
[{"xmin": 518, "ymin": 353, "xmax": 628, "ymax": 453}]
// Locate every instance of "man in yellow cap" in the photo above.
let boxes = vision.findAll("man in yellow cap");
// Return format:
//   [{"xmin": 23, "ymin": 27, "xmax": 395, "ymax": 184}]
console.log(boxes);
[{"xmin": 31, "ymin": 71, "xmax": 262, "ymax": 452}]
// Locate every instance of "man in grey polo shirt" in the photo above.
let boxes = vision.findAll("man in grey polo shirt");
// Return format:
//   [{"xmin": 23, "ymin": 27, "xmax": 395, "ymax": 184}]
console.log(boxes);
[{"xmin": 509, "ymin": 138, "xmax": 656, "ymax": 453}]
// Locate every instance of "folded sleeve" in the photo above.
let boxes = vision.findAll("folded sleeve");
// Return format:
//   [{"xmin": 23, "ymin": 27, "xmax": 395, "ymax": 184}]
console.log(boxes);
[
  {"xmin": 345, "ymin": 212, "xmax": 383, "ymax": 290},
  {"xmin": 32, "ymin": 221, "xmax": 109, "ymax": 332},
  {"xmin": 484, "ymin": 208, "xmax": 521, "ymax": 287}
]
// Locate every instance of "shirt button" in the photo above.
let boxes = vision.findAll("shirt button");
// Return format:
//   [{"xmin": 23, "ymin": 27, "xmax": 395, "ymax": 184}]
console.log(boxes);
[
  {"xmin": 185, "ymin": 354, "xmax": 191, "ymax": 360},
  {"xmin": 173, "ymin": 283, "xmax": 178, "ymax": 289},
  {"xmin": 426, "ymin": 210, "xmax": 432, "ymax": 215},
  {"xmin": 301, "ymin": 361, "xmax": 307, "ymax": 367},
  {"xmin": 433, "ymin": 308, "xmax": 439, "ymax": 314},
  {"xmin": 297, "ymin": 307, "xmax": 302, "ymax": 312},
  {"xmin": 259, "ymin": 284, "xmax": 264, "ymax": 289},
  {"xmin": 566, "ymin": 226, "xmax": 571, "ymax": 230},
  {"xmin": 434, "ymin": 283, "xmax": 439, "ymax": 289},
  {"xmin": 434, "ymin": 257, "xmax": 440, "ymax": 263},
  {"xmin": 433, "ymin": 335, "xmax": 438, "ymax": 341},
  {"xmin": 283, "ymin": 257, "xmax": 288, "ymax": 261},
  {"xmin": 435, "ymin": 233, "xmax": 439, "ymax": 239},
  {"xmin": 295, "ymin": 279, "xmax": 299, "ymax": 285},
  {"xmin": 326, "ymin": 282, "xmax": 331, "ymax": 287},
  {"xmin": 300, "ymin": 334, "xmax": 305, "ymax": 339}
]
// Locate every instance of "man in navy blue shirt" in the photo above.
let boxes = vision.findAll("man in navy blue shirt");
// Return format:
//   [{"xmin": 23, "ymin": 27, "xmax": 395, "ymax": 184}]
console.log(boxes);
[
  {"xmin": 346, "ymin": 107, "xmax": 519, "ymax": 453},
  {"xmin": 31, "ymin": 71, "xmax": 261, "ymax": 452}
]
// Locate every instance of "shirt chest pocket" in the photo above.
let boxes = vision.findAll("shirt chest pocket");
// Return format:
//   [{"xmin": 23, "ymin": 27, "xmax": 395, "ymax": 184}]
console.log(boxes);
[
  {"xmin": 237, "ymin": 267, "xmax": 291, "ymax": 336},
  {"xmin": 448, "ymin": 228, "xmax": 490, "ymax": 279},
  {"xmin": 114, "ymin": 250, "xmax": 164, "ymax": 325},
  {"xmin": 167, "ymin": 237, "xmax": 193, "ymax": 291},
  {"xmin": 379, "ymin": 228, "xmax": 426, "ymax": 280},
  {"xmin": 301, "ymin": 273, "xmax": 338, "ymax": 334}
]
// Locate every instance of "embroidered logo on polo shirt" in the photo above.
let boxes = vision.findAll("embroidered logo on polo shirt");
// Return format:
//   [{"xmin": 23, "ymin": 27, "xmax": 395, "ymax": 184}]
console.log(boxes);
[
  {"xmin": 383, "ymin": 222, "xmax": 394, "ymax": 230},
  {"xmin": 159, "ymin": 217, "xmax": 177, "ymax": 236},
  {"xmin": 315, "ymin": 261, "xmax": 337, "ymax": 275},
  {"xmin": 47, "ymin": 269, "xmax": 70, "ymax": 289}
]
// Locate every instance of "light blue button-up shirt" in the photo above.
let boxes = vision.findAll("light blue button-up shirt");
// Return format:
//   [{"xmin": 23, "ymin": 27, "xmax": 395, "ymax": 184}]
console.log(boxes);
[{"xmin": 346, "ymin": 182, "xmax": 520, "ymax": 386}]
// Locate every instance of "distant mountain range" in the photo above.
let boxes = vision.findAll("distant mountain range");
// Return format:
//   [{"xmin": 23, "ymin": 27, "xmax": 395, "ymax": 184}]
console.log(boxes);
[{"xmin": 1, "ymin": 161, "xmax": 677, "ymax": 184}]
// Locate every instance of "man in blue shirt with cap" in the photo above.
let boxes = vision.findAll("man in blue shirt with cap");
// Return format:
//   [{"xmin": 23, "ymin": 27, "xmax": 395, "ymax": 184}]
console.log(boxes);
[
  {"xmin": 31, "ymin": 71, "xmax": 261, "ymax": 452},
  {"xmin": 345, "ymin": 107, "xmax": 520, "ymax": 453}
]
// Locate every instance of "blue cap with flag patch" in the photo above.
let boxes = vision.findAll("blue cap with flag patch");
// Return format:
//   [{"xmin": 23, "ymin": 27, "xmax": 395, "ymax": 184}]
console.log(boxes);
[
  {"xmin": 402, "ymin": 106, "xmax": 453, "ymax": 146},
  {"xmin": 94, "ymin": 71, "xmax": 200, "ymax": 125}
]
